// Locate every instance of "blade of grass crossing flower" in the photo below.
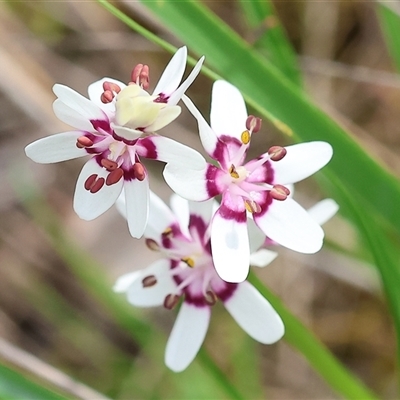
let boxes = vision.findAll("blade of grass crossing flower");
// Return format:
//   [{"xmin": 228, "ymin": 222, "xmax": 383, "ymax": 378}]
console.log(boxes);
[
  {"xmin": 247, "ymin": 273, "xmax": 379, "ymax": 400},
  {"xmin": 238, "ymin": 0, "xmax": 302, "ymax": 86},
  {"xmin": 0, "ymin": 363, "xmax": 68, "ymax": 400},
  {"xmin": 376, "ymin": 3, "xmax": 400, "ymax": 72},
  {"xmin": 137, "ymin": 0, "xmax": 400, "ymax": 237}
]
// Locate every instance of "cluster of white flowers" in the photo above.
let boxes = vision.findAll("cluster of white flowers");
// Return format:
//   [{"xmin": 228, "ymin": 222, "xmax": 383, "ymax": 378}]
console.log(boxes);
[{"xmin": 25, "ymin": 47, "xmax": 338, "ymax": 372}]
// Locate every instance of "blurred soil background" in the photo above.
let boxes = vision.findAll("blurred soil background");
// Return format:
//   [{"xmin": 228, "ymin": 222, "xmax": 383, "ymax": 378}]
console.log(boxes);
[{"xmin": 0, "ymin": 1, "xmax": 399, "ymax": 399}]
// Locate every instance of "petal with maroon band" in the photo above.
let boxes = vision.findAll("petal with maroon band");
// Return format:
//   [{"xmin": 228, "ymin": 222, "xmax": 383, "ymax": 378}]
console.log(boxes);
[
  {"xmin": 74, "ymin": 158, "xmax": 124, "ymax": 221},
  {"xmin": 224, "ymin": 281, "xmax": 284, "ymax": 344},
  {"xmin": 211, "ymin": 206, "xmax": 250, "ymax": 283},
  {"xmin": 254, "ymin": 197, "xmax": 324, "ymax": 254}
]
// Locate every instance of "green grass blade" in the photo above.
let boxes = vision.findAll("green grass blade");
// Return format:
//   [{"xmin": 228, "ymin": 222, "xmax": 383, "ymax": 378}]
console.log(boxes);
[
  {"xmin": 137, "ymin": 0, "xmax": 400, "ymax": 237},
  {"xmin": 377, "ymin": 3, "xmax": 400, "ymax": 72},
  {"xmin": 238, "ymin": 0, "xmax": 302, "ymax": 86},
  {"xmin": 0, "ymin": 363, "xmax": 68, "ymax": 400},
  {"xmin": 248, "ymin": 273, "xmax": 379, "ymax": 400}
]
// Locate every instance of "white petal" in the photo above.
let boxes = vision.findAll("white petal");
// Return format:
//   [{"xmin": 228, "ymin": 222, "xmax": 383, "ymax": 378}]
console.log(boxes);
[
  {"xmin": 247, "ymin": 216, "xmax": 266, "ymax": 253},
  {"xmin": 272, "ymin": 142, "xmax": 333, "ymax": 185},
  {"xmin": 53, "ymin": 99, "xmax": 95, "ymax": 131},
  {"xmin": 211, "ymin": 210, "xmax": 250, "ymax": 283},
  {"xmin": 210, "ymin": 80, "xmax": 248, "ymax": 140},
  {"xmin": 254, "ymin": 198, "xmax": 324, "ymax": 254},
  {"xmin": 168, "ymin": 56, "xmax": 205, "ymax": 106},
  {"xmin": 25, "ymin": 131, "xmax": 86, "ymax": 163},
  {"xmin": 188, "ymin": 198, "xmax": 216, "ymax": 227},
  {"xmin": 113, "ymin": 271, "xmax": 141, "ymax": 293},
  {"xmin": 146, "ymin": 191, "xmax": 177, "ymax": 239},
  {"xmin": 145, "ymin": 105, "xmax": 181, "ymax": 132},
  {"xmin": 88, "ymin": 77, "xmax": 125, "ymax": 115},
  {"xmin": 111, "ymin": 124, "xmax": 143, "ymax": 141},
  {"xmin": 249, "ymin": 249, "xmax": 278, "ymax": 268},
  {"xmin": 165, "ymin": 303, "xmax": 210, "ymax": 372},
  {"xmin": 224, "ymin": 282, "xmax": 284, "ymax": 344},
  {"xmin": 182, "ymin": 95, "xmax": 218, "ymax": 157},
  {"xmin": 149, "ymin": 136, "xmax": 206, "ymax": 169},
  {"xmin": 153, "ymin": 46, "xmax": 187, "ymax": 97},
  {"xmin": 127, "ymin": 259, "xmax": 176, "ymax": 307},
  {"xmin": 163, "ymin": 163, "xmax": 210, "ymax": 201},
  {"xmin": 53, "ymin": 84, "xmax": 107, "ymax": 121},
  {"xmin": 116, "ymin": 191, "xmax": 127, "ymax": 220},
  {"xmin": 73, "ymin": 158, "xmax": 123, "ymax": 220},
  {"xmin": 307, "ymin": 198, "xmax": 339, "ymax": 226},
  {"xmin": 169, "ymin": 194, "xmax": 190, "ymax": 237},
  {"xmin": 124, "ymin": 176, "xmax": 149, "ymax": 239}
]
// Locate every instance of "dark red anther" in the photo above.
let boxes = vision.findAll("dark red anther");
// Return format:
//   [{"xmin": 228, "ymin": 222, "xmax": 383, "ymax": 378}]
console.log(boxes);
[
  {"xmin": 101, "ymin": 81, "xmax": 121, "ymax": 103},
  {"xmin": 131, "ymin": 64, "xmax": 150, "ymax": 90},
  {"xmin": 133, "ymin": 162, "xmax": 145, "ymax": 181},
  {"xmin": 76, "ymin": 136, "xmax": 93, "ymax": 148},
  {"xmin": 246, "ymin": 115, "xmax": 262, "ymax": 133},
  {"xmin": 106, "ymin": 168, "xmax": 124, "ymax": 186},
  {"xmin": 268, "ymin": 146, "xmax": 287, "ymax": 162},
  {"xmin": 84, "ymin": 174, "xmax": 98, "ymax": 191},
  {"xmin": 205, "ymin": 290, "xmax": 217, "ymax": 306},
  {"xmin": 142, "ymin": 275, "xmax": 157, "ymax": 288},
  {"xmin": 103, "ymin": 81, "xmax": 121, "ymax": 94},
  {"xmin": 101, "ymin": 158, "xmax": 118, "ymax": 171},
  {"xmin": 89, "ymin": 177, "xmax": 105, "ymax": 193},
  {"xmin": 270, "ymin": 184, "xmax": 290, "ymax": 201},
  {"xmin": 164, "ymin": 294, "xmax": 180, "ymax": 310}
]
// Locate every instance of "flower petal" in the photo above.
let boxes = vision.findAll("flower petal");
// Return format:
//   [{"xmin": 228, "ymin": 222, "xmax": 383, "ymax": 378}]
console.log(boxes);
[
  {"xmin": 189, "ymin": 198, "xmax": 216, "ymax": 227},
  {"xmin": 111, "ymin": 124, "xmax": 143, "ymax": 141},
  {"xmin": 146, "ymin": 191, "xmax": 177, "ymax": 239},
  {"xmin": 153, "ymin": 46, "xmax": 187, "ymax": 97},
  {"xmin": 163, "ymin": 163, "xmax": 210, "ymax": 201},
  {"xmin": 53, "ymin": 99, "xmax": 96, "ymax": 131},
  {"xmin": 144, "ymin": 105, "xmax": 181, "ymax": 132},
  {"xmin": 165, "ymin": 303, "xmax": 210, "ymax": 372},
  {"xmin": 126, "ymin": 259, "xmax": 176, "ymax": 307},
  {"xmin": 73, "ymin": 158, "xmax": 123, "ymax": 220},
  {"xmin": 25, "ymin": 131, "xmax": 86, "ymax": 163},
  {"xmin": 224, "ymin": 282, "xmax": 284, "ymax": 344},
  {"xmin": 169, "ymin": 194, "xmax": 190, "ymax": 238},
  {"xmin": 247, "ymin": 216, "xmax": 266, "ymax": 253},
  {"xmin": 307, "ymin": 198, "xmax": 339, "ymax": 226},
  {"xmin": 53, "ymin": 84, "xmax": 107, "ymax": 122},
  {"xmin": 249, "ymin": 249, "xmax": 278, "ymax": 268},
  {"xmin": 168, "ymin": 56, "xmax": 205, "ymax": 106},
  {"xmin": 88, "ymin": 77, "xmax": 125, "ymax": 115},
  {"xmin": 113, "ymin": 271, "xmax": 141, "ymax": 293},
  {"xmin": 254, "ymin": 198, "xmax": 324, "ymax": 254},
  {"xmin": 210, "ymin": 80, "xmax": 248, "ymax": 141},
  {"xmin": 182, "ymin": 94, "xmax": 218, "ymax": 157},
  {"xmin": 144, "ymin": 136, "xmax": 206, "ymax": 168},
  {"xmin": 211, "ymin": 208, "xmax": 250, "ymax": 283},
  {"xmin": 271, "ymin": 141, "xmax": 333, "ymax": 185},
  {"xmin": 124, "ymin": 175, "xmax": 149, "ymax": 239}
]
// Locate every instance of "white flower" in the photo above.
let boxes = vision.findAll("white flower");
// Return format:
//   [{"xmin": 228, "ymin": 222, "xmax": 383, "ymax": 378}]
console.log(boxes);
[
  {"xmin": 163, "ymin": 80, "xmax": 333, "ymax": 282},
  {"xmin": 25, "ymin": 47, "xmax": 206, "ymax": 238},
  {"xmin": 114, "ymin": 191, "xmax": 283, "ymax": 372}
]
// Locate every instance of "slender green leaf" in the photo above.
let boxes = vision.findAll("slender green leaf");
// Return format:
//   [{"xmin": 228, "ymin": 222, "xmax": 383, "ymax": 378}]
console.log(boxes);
[
  {"xmin": 377, "ymin": 3, "xmax": 400, "ymax": 72},
  {"xmin": 137, "ymin": 0, "xmax": 400, "ymax": 238},
  {"xmin": 0, "ymin": 363, "xmax": 67, "ymax": 400},
  {"xmin": 238, "ymin": 0, "xmax": 302, "ymax": 85},
  {"xmin": 248, "ymin": 273, "xmax": 379, "ymax": 400}
]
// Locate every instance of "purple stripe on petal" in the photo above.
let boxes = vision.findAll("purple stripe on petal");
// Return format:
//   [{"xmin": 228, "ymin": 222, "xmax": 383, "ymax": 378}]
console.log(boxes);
[
  {"xmin": 255, "ymin": 191, "xmax": 273, "ymax": 217},
  {"xmin": 247, "ymin": 159, "xmax": 274, "ymax": 184},
  {"xmin": 206, "ymin": 164, "xmax": 224, "ymax": 197},
  {"xmin": 216, "ymin": 282, "xmax": 238, "ymax": 302},
  {"xmin": 91, "ymin": 119, "xmax": 112, "ymax": 135},
  {"xmin": 218, "ymin": 204, "xmax": 247, "ymax": 223},
  {"xmin": 137, "ymin": 137, "xmax": 157, "ymax": 159},
  {"xmin": 189, "ymin": 214, "xmax": 208, "ymax": 243}
]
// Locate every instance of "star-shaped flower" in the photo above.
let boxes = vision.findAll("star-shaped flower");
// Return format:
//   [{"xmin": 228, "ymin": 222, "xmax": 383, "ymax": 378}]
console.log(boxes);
[
  {"xmin": 163, "ymin": 80, "xmax": 333, "ymax": 282},
  {"xmin": 114, "ymin": 191, "xmax": 284, "ymax": 372},
  {"xmin": 25, "ymin": 47, "xmax": 205, "ymax": 238}
]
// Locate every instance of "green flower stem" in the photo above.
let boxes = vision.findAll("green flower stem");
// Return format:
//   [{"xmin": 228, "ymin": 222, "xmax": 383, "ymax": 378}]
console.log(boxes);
[{"xmin": 248, "ymin": 272, "xmax": 379, "ymax": 400}]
